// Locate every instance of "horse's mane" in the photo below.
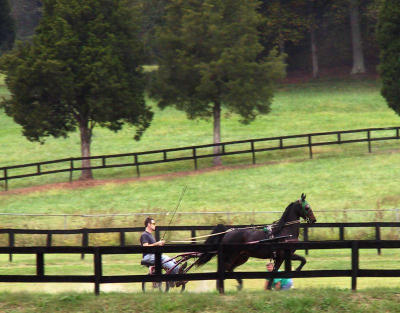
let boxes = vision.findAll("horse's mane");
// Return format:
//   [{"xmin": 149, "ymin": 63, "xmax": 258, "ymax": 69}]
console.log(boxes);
[{"xmin": 273, "ymin": 202, "xmax": 295, "ymax": 234}]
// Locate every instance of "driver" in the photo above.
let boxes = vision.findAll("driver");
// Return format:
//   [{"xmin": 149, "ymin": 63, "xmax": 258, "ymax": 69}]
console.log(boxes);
[{"xmin": 140, "ymin": 217, "xmax": 187, "ymax": 286}]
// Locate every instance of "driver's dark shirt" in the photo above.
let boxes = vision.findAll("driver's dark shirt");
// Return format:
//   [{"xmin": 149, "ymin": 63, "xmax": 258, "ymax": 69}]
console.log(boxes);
[{"xmin": 140, "ymin": 231, "xmax": 156, "ymax": 258}]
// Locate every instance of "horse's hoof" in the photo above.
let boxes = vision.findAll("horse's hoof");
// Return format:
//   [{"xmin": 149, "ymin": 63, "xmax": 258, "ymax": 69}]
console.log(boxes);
[{"xmin": 236, "ymin": 284, "xmax": 243, "ymax": 291}]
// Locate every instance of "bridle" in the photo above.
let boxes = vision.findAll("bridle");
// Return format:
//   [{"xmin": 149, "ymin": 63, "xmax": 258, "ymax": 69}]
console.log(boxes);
[{"xmin": 300, "ymin": 199, "xmax": 312, "ymax": 223}]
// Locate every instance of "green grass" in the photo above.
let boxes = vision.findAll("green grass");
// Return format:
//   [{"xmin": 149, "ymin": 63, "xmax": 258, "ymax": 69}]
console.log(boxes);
[
  {"xmin": 0, "ymin": 288, "xmax": 400, "ymax": 312},
  {"xmin": 0, "ymin": 248, "xmax": 400, "ymax": 294},
  {"xmin": 1, "ymin": 151, "xmax": 400, "ymax": 229},
  {"xmin": 1, "ymin": 78, "xmax": 400, "ymax": 230}
]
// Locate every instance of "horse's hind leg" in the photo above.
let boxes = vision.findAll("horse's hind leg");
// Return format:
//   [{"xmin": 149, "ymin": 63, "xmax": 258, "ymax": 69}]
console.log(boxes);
[
  {"xmin": 222, "ymin": 252, "xmax": 248, "ymax": 291},
  {"xmin": 291, "ymin": 253, "xmax": 306, "ymax": 271}
]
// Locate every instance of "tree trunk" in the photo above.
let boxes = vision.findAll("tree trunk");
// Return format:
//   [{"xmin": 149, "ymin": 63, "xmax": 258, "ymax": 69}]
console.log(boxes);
[
  {"xmin": 213, "ymin": 101, "xmax": 222, "ymax": 166},
  {"xmin": 349, "ymin": 0, "xmax": 366, "ymax": 74},
  {"xmin": 79, "ymin": 120, "xmax": 93, "ymax": 180},
  {"xmin": 279, "ymin": 38, "xmax": 285, "ymax": 54},
  {"xmin": 310, "ymin": 27, "xmax": 319, "ymax": 79}
]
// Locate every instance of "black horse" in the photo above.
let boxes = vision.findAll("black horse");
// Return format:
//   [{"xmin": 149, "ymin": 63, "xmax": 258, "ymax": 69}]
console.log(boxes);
[{"xmin": 195, "ymin": 194, "xmax": 316, "ymax": 290}]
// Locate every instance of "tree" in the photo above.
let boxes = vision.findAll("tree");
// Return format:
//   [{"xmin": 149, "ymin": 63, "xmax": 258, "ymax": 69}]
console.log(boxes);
[
  {"xmin": 8, "ymin": 0, "xmax": 41, "ymax": 41},
  {"xmin": 259, "ymin": 0, "xmax": 332, "ymax": 79},
  {"xmin": 0, "ymin": 0, "xmax": 152, "ymax": 179},
  {"xmin": 377, "ymin": 0, "xmax": 400, "ymax": 115},
  {"xmin": 304, "ymin": 0, "xmax": 334, "ymax": 79},
  {"xmin": 152, "ymin": 0, "xmax": 285, "ymax": 166},
  {"xmin": 349, "ymin": 0, "xmax": 366, "ymax": 74},
  {"xmin": 259, "ymin": 0, "xmax": 308, "ymax": 55},
  {"xmin": 134, "ymin": 0, "xmax": 167, "ymax": 63},
  {"xmin": 0, "ymin": 0, "xmax": 15, "ymax": 51}
]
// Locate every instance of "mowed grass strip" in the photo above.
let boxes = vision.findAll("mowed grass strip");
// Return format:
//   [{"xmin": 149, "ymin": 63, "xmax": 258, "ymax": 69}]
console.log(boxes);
[{"xmin": 0, "ymin": 288, "xmax": 399, "ymax": 313}]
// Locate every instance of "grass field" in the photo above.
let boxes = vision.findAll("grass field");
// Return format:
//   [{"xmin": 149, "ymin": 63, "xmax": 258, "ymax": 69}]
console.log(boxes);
[
  {"xmin": 1, "ymin": 74, "xmax": 400, "ymax": 296},
  {"xmin": 0, "ymin": 288, "xmax": 399, "ymax": 313},
  {"xmin": 1, "ymin": 77, "xmax": 400, "ymax": 230}
]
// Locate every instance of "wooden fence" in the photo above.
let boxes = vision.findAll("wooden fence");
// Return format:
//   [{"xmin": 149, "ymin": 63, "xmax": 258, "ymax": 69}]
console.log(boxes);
[
  {"xmin": 1, "ymin": 240, "xmax": 400, "ymax": 294},
  {"xmin": 1, "ymin": 126, "xmax": 399, "ymax": 190},
  {"xmin": 1, "ymin": 222, "xmax": 399, "ymax": 261}
]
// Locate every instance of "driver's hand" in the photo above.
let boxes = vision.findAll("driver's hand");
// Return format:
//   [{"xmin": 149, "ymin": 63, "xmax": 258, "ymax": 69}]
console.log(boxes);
[{"xmin": 158, "ymin": 240, "xmax": 165, "ymax": 246}]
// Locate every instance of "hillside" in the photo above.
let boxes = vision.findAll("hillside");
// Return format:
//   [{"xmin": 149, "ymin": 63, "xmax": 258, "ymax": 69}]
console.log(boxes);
[{"xmin": 1, "ymin": 78, "xmax": 400, "ymax": 229}]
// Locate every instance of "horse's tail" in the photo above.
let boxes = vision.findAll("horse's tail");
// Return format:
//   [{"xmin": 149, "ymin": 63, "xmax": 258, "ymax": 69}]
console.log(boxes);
[{"xmin": 195, "ymin": 224, "xmax": 228, "ymax": 267}]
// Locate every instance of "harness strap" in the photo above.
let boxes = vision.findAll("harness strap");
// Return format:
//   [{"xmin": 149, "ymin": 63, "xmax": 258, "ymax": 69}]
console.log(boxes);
[
  {"xmin": 169, "ymin": 228, "xmax": 234, "ymax": 243},
  {"xmin": 168, "ymin": 220, "xmax": 300, "ymax": 243}
]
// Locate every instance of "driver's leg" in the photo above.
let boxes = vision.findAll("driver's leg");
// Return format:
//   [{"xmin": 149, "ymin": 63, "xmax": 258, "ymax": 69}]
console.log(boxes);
[{"xmin": 161, "ymin": 254, "xmax": 179, "ymax": 274}]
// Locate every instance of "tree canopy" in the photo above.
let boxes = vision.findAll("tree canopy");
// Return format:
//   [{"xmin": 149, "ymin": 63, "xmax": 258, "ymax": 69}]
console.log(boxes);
[
  {"xmin": 152, "ymin": 0, "xmax": 285, "ymax": 165},
  {"xmin": 377, "ymin": 0, "xmax": 400, "ymax": 116},
  {"xmin": 0, "ymin": 0, "xmax": 152, "ymax": 179}
]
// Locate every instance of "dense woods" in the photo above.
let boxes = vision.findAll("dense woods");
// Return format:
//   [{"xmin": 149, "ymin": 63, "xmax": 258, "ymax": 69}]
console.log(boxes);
[{"xmin": 1, "ymin": 0, "xmax": 383, "ymax": 75}]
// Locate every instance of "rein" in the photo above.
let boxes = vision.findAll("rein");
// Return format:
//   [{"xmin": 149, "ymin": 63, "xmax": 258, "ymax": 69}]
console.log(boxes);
[{"xmin": 168, "ymin": 220, "xmax": 300, "ymax": 243}]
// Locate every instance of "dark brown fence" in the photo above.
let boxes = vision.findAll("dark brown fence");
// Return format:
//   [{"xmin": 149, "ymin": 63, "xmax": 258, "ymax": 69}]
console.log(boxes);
[
  {"xmin": 1, "ymin": 126, "xmax": 399, "ymax": 190},
  {"xmin": 1, "ymin": 240, "xmax": 400, "ymax": 294},
  {"xmin": 1, "ymin": 222, "xmax": 399, "ymax": 261}
]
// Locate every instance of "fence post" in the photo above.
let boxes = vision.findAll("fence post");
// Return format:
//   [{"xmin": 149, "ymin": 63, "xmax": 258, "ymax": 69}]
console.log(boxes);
[
  {"xmin": 191, "ymin": 229, "xmax": 196, "ymax": 244},
  {"xmin": 375, "ymin": 226, "xmax": 381, "ymax": 255},
  {"xmin": 94, "ymin": 248, "xmax": 102, "ymax": 295},
  {"xmin": 46, "ymin": 234, "xmax": 52, "ymax": 247},
  {"xmin": 193, "ymin": 148, "xmax": 197, "ymax": 170},
  {"xmin": 120, "ymin": 231, "xmax": 125, "ymax": 247},
  {"xmin": 251, "ymin": 141, "xmax": 256, "ymax": 165},
  {"xmin": 69, "ymin": 158, "xmax": 74, "ymax": 183},
  {"xmin": 303, "ymin": 226, "xmax": 309, "ymax": 255},
  {"xmin": 339, "ymin": 226, "xmax": 345, "ymax": 241},
  {"xmin": 81, "ymin": 230, "xmax": 88, "ymax": 260},
  {"xmin": 155, "ymin": 250, "xmax": 162, "ymax": 276},
  {"xmin": 37, "ymin": 252, "xmax": 44, "ymax": 276},
  {"xmin": 367, "ymin": 130, "xmax": 371, "ymax": 153},
  {"xmin": 134, "ymin": 154, "xmax": 140, "ymax": 178},
  {"xmin": 351, "ymin": 241, "xmax": 359, "ymax": 291},
  {"xmin": 3, "ymin": 168, "xmax": 8, "ymax": 191},
  {"xmin": 308, "ymin": 135, "xmax": 313, "ymax": 159},
  {"xmin": 8, "ymin": 231, "xmax": 14, "ymax": 262},
  {"xmin": 284, "ymin": 248, "xmax": 292, "ymax": 272},
  {"xmin": 217, "ymin": 244, "xmax": 225, "ymax": 294}
]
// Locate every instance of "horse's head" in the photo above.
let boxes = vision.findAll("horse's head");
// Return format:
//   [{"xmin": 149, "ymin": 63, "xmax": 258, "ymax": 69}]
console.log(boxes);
[{"xmin": 297, "ymin": 193, "xmax": 316, "ymax": 224}]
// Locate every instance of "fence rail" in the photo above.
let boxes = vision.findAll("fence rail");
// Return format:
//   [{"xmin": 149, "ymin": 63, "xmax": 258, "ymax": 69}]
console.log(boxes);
[
  {"xmin": 1, "ymin": 126, "xmax": 399, "ymax": 190},
  {"xmin": 1, "ymin": 240, "xmax": 400, "ymax": 294},
  {"xmin": 1, "ymin": 222, "xmax": 400, "ymax": 261}
]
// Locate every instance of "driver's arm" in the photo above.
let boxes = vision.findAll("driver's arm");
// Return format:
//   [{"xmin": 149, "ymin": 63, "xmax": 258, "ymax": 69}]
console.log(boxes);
[{"xmin": 143, "ymin": 240, "xmax": 165, "ymax": 247}]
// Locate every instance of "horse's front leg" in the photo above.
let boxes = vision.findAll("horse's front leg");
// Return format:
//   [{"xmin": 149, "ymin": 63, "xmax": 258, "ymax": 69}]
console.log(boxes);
[
  {"xmin": 267, "ymin": 258, "xmax": 283, "ymax": 290},
  {"xmin": 291, "ymin": 253, "xmax": 306, "ymax": 271}
]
